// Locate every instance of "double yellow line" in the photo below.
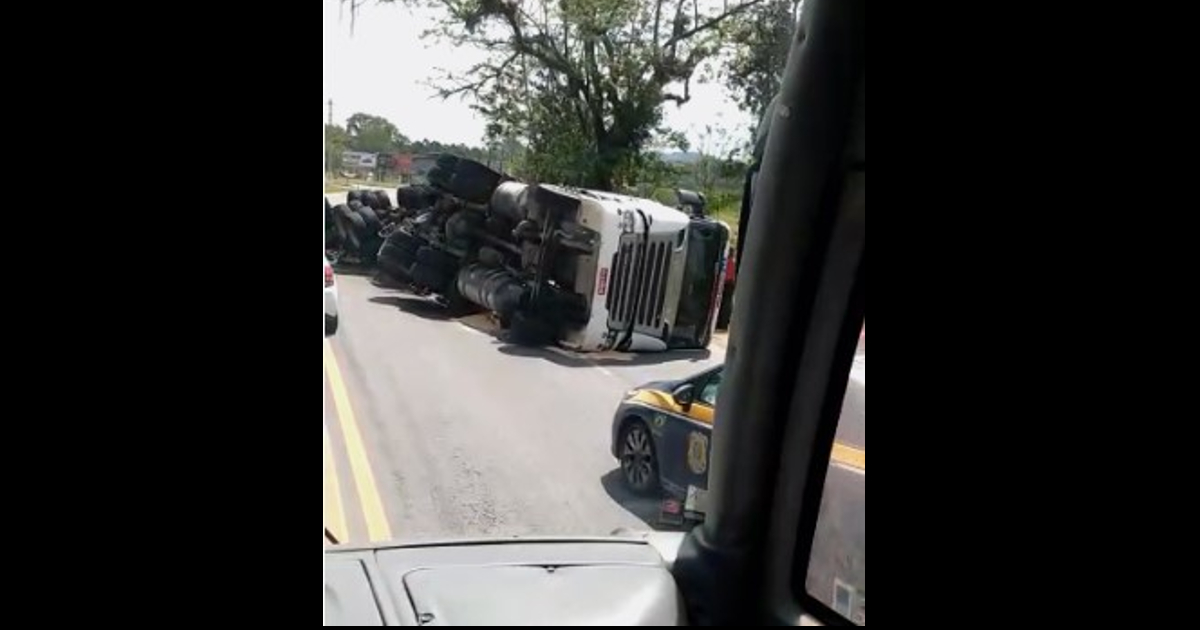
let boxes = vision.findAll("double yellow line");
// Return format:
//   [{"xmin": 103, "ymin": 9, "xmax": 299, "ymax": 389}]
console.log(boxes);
[
  {"xmin": 831, "ymin": 442, "xmax": 865, "ymax": 472},
  {"xmin": 324, "ymin": 340, "xmax": 392, "ymax": 543}
]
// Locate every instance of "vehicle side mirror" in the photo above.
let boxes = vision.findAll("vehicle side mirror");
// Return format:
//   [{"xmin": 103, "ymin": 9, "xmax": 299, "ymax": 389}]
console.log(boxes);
[
  {"xmin": 672, "ymin": 383, "xmax": 696, "ymax": 410},
  {"xmin": 675, "ymin": 188, "xmax": 707, "ymax": 217}
]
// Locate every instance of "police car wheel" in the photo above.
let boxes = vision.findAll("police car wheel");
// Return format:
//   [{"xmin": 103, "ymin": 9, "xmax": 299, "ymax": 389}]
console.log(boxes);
[{"xmin": 619, "ymin": 421, "xmax": 660, "ymax": 496}]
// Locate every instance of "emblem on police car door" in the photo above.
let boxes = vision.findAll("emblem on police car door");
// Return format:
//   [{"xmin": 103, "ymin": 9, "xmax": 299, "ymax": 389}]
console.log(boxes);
[{"xmin": 686, "ymin": 431, "xmax": 709, "ymax": 474}]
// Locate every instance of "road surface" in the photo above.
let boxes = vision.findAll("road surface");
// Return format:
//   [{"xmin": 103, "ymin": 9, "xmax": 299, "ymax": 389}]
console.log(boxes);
[{"xmin": 324, "ymin": 271, "xmax": 725, "ymax": 542}]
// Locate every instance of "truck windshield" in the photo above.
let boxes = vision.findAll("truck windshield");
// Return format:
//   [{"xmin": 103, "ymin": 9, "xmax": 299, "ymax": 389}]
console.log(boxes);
[{"xmin": 670, "ymin": 220, "xmax": 729, "ymax": 348}]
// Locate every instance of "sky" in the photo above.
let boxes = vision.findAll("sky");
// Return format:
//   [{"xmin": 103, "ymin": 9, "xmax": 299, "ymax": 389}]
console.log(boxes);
[{"xmin": 322, "ymin": 1, "xmax": 753, "ymax": 151}]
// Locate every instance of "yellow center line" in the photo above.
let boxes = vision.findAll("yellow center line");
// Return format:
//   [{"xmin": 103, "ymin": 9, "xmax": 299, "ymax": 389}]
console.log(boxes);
[
  {"xmin": 324, "ymin": 422, "xmax": 348, "ymax": 543},
  {"xmin": 324, "ymin": 339, "xmax": 393, "ymax": 542},
  {"xmin": 831, "ymin": 442, "xmax": 865, "ymax": 471}
]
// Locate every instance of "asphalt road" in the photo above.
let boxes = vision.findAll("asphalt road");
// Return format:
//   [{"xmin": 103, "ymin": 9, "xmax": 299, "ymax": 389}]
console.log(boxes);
[{"xmin": 324, "ymin": 271, "xmax": 724, "ymax": 542}]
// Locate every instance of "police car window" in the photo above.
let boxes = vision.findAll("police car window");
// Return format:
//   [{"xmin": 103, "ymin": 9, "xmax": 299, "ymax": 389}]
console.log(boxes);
[
  {"xmin": 801, "ymin": 325, "xmax": 865, "ymax": 624},
  {"xmin": 699, "ymin": 369, "xmax": 722, "ymax": 406}
]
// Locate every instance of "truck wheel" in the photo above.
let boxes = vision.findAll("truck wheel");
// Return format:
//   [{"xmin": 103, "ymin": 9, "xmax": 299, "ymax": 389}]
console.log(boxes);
[
  {"xmin": 377, "ymin": 240, "xmax": 418, "ymax": 280},
  {"xmin": 334, "ymin": 204, "xmax": 366, "ymax": 252},
  {"xmin": 447, "ymin": 158, "xmax": 503, "ymax": 203},
  {"xmin": 353, "ymin": 203, "xmax": 383, "ymax": 234},
  {"xmin": 508, "ymin": 311, "xmax": 554, "ymax": 346},
  {"xmin": 618, "ymin": 420, "xmax": 660, "ymax": 496},
  {"xmin": 360, "ymin": 234, "xmax": 383, "ymax": 265},
  {"xmin": 373, "ymin": 190, "xmax": 393, "ymax": 209},
  {"xmin": 427, "ymin": 158, "xmax": 456, "ymax": 191}
]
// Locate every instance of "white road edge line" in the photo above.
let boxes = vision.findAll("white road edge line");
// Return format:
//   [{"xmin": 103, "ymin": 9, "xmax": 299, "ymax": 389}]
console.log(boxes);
[
  {"xmin": 832, "ymin": 461, "xmax": 866, "ymax": 476},
  {"xmin": 457, "ymin": 324, "xmax": 491, "ymax": 338},
  {"xmin": 594, "ymin": 364, "xmax": 617, "ymax": 379}
]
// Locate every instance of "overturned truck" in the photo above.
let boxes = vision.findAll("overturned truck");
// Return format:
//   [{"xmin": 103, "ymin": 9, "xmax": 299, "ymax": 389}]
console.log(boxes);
[{"xmin": 374, "ymin": 154, "xmax": 730, "ymax": 352}]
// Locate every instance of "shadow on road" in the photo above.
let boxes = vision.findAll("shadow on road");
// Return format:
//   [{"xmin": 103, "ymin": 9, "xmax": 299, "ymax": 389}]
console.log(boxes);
[
  {"xmin": 600, "ymin": 469, "xmax": 695, "ymax": 533},
  {"xmin": 330, "ymin": 261, "xmax": 377, "ymax": 277},
  {"xmin": 368, "ymin": 295, "xmax": 454, "ymax": 320},
  {"xmin": 496, "ymin": 343, "xmax": 712, "ymax": 368}
]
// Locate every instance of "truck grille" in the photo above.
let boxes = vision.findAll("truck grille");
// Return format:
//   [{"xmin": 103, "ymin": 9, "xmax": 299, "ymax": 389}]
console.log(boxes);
[{"xmin": 606, "ymin": 235, "xmax": 673, "ymax": 332}]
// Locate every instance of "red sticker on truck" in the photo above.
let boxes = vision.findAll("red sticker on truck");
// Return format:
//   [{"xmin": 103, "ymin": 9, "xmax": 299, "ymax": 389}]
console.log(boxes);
[{"xmin": 597, "ymin": 267, "xmax": 609, "ymax": 296}]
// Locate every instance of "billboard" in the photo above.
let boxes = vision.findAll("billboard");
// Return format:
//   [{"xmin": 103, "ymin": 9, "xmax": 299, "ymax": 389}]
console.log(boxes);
[{"xmin": 341, "ymin": 151, "xmax": 377, "ymax": 169}]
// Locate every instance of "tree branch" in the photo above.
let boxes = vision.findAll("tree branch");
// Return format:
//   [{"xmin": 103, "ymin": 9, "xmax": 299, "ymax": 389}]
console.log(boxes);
[
  {"xmin": 434, "ymin": 52, "xmax": 520, "ymax": 98},
  {"xmin": 653, "ymin": 0, "xmax": 665, "ymax": 47},
  {"xmin": 663, "ymin": 76, "xmax": 691, "ymax": 105},
  {"xmin": 663, "ymin": 0, "xmax": 766, "ymax": 48}
]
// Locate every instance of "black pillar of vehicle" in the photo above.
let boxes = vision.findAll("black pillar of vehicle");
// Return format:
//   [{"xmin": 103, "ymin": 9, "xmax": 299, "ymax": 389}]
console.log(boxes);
[{"xmin": 670, "ymin": 0, "xmax": 865, "ymax": 623}]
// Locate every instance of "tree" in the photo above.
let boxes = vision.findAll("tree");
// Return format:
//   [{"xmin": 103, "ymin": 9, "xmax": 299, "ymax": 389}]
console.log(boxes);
[
  {"xmin": 722, "ymin": 0, "xmax": 800, "ymax": 123},
  {"xmin": 325, "ymin": 123, "xmax": 351, "ymax": 172},
  {"xmin": 326, "ymin": 109, "xmax": 495, "ymax": 179},
  {"xmin": 346, "ymin": 0, "xmax": 765, "ymax": 190},
  {"xmin": 345, "ymin": 112, "xmax": 410, "ymax": 154},
  {"xmin": 692, "ymin": 123, "xmax": 743, "ymax": 193}
]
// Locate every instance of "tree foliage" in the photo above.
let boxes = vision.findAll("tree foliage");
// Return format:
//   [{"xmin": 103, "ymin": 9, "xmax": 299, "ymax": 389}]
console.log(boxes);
[
  {"xmin": 721, "ymin": 0, "xmax": 799, "ymax": 122},
  {"xmin": 325, "ymin": 123, "xmax": 351, "ymax": 171},
  {"xmin": 345, "ymin": 113, "xmax": 410, "ymax": 154},
  {"xmin": 328, "ymin": 111, "xmax": 492, "ymax": 162},
  {"xmin": 346, "ymin": 0, "xmax": 765, "ymax": 190}
]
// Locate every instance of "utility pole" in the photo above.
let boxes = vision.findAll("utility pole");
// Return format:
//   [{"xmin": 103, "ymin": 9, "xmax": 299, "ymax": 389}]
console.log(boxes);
[{"xmin": 326, "ymin": 99, "xmax": 334, "ymax": 179}]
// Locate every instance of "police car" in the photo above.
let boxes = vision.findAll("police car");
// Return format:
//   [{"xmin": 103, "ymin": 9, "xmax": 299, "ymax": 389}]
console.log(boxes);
[
  {"xmin": 610, "ymin": 365, "xmax": 724, "ymax": 520},
  {"xmin": 610, "ymin": 328, "xmax": 864, "ymax": 523}
]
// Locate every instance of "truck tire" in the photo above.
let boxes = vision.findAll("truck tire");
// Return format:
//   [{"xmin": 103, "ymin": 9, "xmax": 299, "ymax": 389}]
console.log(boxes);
[
  {"xmin": 385, "ymin": 230, "xmax": 422, "ymax": 253},
  {"xmin": 360, "ymin": 233, "xmax": 383, "ymax": 264},
  {"xmin": 507, "ymin": 311, "xmax": 555, "ymax": 346},
  {"xmin": 347, "ymin": 190, "xmax": 363, "ymax": 204},
  {"xmin": 427, "ymin": 155, "xmax": 458, "ymax": 191},
  {"xmin": 377, "ymin": 231, "xmax": 421, "ymax": 279},
  {"xmin": 399, "ymin": 185, "xmax": 440, "ymax": 211},
  {"xmin": 447, "ymin": 158, "xmax": 503, "ymax": 204},
  {"xmin": 363, "ymin": 190, "xmax": 383, "ymax": 210},
  {"xmin": 334, "ymin": 204, "xmax": 366, "ymax": 252},
  {"xmin": 415, "ymin": 245, "xmax": 457, "ymax": 271},
  {"xmin": 444, "ymin": 210, "xmax": 483, "ymax": 243},
  {"xmin": 410, "ymin": 262, "xmax": 448, "ymax": 292},
  {"xmin": 353, "ymin": 203, "xmax": 383, "ymax": 234},
  {"xmin": 377, "ymin": 243, "xmax": 415, "ymax": 279},
  {"xmin": 372, "ymin": 190, "xmax": 393, "ymax": 209},
  {"xmin": 325, "ymin": 225, "xmax": 343, "ymax": 250}
]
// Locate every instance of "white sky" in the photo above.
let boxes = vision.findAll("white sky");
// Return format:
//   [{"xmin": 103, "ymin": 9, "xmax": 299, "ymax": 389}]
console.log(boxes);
[{"xmin": 322, "ymin": 1, "xmax": 753, "ymax": 150}]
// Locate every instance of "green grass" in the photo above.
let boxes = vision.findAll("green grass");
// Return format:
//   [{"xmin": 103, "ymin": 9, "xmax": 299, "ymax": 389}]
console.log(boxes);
[
  {"xmin": 712, "ymin": 201, "xmax": 741, "ymax": 245},
  {"xmin": 647, "ymin": 186, "xmax": 742, "ymax": 244}
]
